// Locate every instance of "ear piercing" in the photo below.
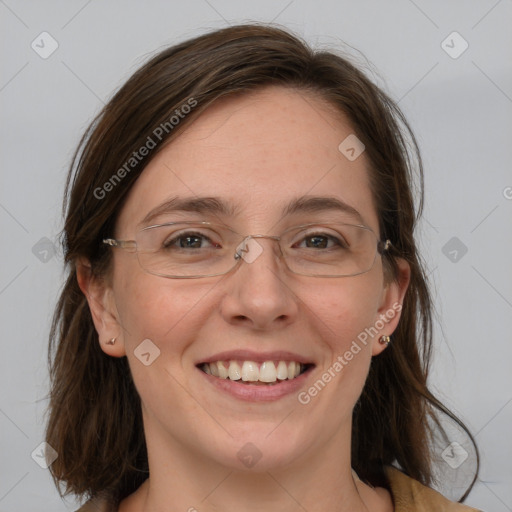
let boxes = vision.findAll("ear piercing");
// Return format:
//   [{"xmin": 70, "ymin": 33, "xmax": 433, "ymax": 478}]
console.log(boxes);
[
  {"xmin": 379, "ymin": 335, "xmax": 391, "ymax": 346},
  {"xmin": 106, "ymin": 337, "xmax": 117, "ymax": 345}
]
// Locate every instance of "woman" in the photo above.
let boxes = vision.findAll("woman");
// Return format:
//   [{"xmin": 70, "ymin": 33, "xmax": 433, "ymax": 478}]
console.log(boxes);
[{"xmin": 46, "ymin": 24, "xmax": 481, "ymax": 511}]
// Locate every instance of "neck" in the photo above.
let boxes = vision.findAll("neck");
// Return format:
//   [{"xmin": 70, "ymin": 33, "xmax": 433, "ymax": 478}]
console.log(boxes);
[{"xmin": 120, "ymin": 416, "xmax": 391, "ymax": 512}]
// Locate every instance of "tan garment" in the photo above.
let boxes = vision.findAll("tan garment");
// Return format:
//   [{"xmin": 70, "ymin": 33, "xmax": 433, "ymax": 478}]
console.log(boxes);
[
  {"xmin": 75, "ymin": 467, "xmax": 482, "ymax": 511},
  {"xmin": 385, "ymin": 467, "xmax": 481, "ymax": 511}
]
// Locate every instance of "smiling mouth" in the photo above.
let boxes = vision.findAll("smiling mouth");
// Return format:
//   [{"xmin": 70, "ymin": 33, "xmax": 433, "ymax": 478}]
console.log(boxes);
[{"xmin": 198, "ymin": 360, "xmax": 314, "ymax": 385}]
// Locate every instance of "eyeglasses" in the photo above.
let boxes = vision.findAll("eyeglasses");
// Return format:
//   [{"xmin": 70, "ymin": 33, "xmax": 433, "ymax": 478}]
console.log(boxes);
[{"xmin": 103, "ymin": 221, "xmax": 391, "ymax": 279}]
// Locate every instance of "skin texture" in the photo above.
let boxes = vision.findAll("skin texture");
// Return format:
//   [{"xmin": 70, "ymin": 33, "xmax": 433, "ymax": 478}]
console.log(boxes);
[{"xmin": 78, "ymin": 86, "xmax": 410, "ymax": 512}]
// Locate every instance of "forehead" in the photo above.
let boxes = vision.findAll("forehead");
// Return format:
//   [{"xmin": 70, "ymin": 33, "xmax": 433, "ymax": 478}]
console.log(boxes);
[{"xmin": 116, "ymin": 86, "xmax": 379, "ymax": 234}]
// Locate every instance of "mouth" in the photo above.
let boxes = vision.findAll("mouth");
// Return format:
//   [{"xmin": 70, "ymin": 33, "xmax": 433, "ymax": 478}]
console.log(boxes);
[
  {"xmin": 197, "ymin": 360, "xmax": 314, "ymax": 385},
  {"xmin": 195, "ymin": 350, "xmax": 316, "ymax": 401}
]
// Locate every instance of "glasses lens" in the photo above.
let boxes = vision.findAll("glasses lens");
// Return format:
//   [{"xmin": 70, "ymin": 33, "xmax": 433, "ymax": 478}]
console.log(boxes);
[
  {"xmin": 135, "ymin": 223, "xmax": 238, "ymax": 278},
  {"xmin": 133, "ymin": 222, "xmax": 380, "ymax": 278},
  {"xmin": 281, "ymin": 224, "xmax": 378, "ymax": 277}
]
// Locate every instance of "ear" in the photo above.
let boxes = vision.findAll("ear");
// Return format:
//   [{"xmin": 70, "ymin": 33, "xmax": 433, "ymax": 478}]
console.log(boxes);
[
  {"xmin": 371, "ymin": 257, "xmax": 411, "ymax": 356},
  {"xmin": 76, "ymin": 258, "xmax": 126, "ymax": 358}
]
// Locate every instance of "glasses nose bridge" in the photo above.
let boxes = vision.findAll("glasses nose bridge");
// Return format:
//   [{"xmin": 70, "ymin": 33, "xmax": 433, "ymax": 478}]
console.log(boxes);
[
  {"xmin": 234, "ymin": 233, "xmax": 284, "ymax": 264},
  {"xmin": 243, "ymin": 233, "xmax": 282, "ymax": 252},
  {"xmin": 247, "ymin": 233, "xmax": 281, "ymax": 242}
]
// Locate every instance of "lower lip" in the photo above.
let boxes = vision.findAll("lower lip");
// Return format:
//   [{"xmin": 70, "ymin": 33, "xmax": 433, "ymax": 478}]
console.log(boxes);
[{"xmin": 198, "ymin": 366, "xmax": 314, "ymax": 402}]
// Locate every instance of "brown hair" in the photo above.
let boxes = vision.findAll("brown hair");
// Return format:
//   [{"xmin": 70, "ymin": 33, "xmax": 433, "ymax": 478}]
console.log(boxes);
[{"xmin": 46, "ymin": 23, "xmax": 478, "ymax": 504}]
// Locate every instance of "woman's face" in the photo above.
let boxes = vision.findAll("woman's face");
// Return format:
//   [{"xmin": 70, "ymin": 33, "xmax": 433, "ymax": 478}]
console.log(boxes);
[{"xmin": 86, "ymin": 86, "xmax": 409, "ymax": 472}]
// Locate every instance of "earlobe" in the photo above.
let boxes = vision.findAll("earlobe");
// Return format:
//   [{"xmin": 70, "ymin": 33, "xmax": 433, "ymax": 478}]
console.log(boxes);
[
  {"xmin": 76, "ymin": 258, "xmax": 126, "ymax": 358},
  {"xmin": 378, "ymin": 335, "xmax": 391, "ymax": 347}
]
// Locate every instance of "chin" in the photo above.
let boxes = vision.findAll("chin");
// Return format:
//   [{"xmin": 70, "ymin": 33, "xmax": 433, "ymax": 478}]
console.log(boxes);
[{"xmin": 201, "ymin": 424, "xmax": 309, "ymax": 472}]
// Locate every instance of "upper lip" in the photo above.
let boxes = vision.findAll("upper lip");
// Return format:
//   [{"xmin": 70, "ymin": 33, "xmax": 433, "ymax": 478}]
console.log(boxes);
[{"xmin": 196, "ymin": 350, "xmax": 315, "ymax": 365}]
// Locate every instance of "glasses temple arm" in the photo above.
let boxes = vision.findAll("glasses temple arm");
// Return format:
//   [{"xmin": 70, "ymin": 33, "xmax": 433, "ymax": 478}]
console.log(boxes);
[
  {"xmin": 103, "ymin": 238, "xmax": 137, "ymax": 250},
  {"xmin": 378, "ymin": 239, "xmax": 392, "ymax": 254}
]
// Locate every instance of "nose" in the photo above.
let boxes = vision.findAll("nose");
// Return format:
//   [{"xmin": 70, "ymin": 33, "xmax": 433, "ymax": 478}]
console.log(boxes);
[{"xmin": 219, "ymin": 236, "xmax": 299, "ymax": 330}]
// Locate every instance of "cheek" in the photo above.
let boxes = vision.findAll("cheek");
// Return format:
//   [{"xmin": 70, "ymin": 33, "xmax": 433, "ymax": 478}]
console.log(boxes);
[
  {"xmin": 295, "ymin": 275, "xmax": 383, "ymax": 412},
  {"xmin": 112, "ymin": 272, "xmax": 215, "ymax": 424},
  {"xmin": 301, "ymin": 272, "xmax": 382, "ymax": 353},
  {"xmin": 113, "ymin": 265, "xmax": 213, "ymax": 353}
]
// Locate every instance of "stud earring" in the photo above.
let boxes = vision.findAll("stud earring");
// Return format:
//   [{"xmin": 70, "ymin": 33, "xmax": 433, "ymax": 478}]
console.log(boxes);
[
  {"xmin": 106, "ymin": 337, "xmax": 116, "ymax": 345},
  {"xmin": 379, "ymin": 335, "xmax": 391, "ymax": 346}
]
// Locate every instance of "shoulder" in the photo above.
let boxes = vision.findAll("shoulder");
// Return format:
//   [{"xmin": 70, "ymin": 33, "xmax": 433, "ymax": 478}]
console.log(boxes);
[{"xmin": 385, "ymin": 466, "xmax": 482, "ymax": 512}]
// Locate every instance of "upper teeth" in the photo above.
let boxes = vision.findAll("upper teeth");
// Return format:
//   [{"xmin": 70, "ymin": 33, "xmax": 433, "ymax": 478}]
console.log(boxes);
[{"xmin": 202, "ymin": 360, "xmax": 303, "ymax": 383}]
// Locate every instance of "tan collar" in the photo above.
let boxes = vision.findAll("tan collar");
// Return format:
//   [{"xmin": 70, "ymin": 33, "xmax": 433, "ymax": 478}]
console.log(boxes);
[{"xmin": 386, "ymin": 466, "xmax": 481, "ymax": 511}]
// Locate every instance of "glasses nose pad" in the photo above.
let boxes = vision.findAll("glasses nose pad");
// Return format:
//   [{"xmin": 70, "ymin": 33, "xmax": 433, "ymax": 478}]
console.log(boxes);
[
  {"xmin": 234, "ymin": 235, "xmax": 283, "ymax": 266},
  {"xmin": 234, "ymin": 236, "xmax": 265, "ymax": 264}
]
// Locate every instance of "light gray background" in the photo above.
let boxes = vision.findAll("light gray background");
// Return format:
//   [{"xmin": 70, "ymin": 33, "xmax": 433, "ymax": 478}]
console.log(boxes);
[{"xmin": 1, "ymin": 1, "xmax": 511, "ymax": 511}]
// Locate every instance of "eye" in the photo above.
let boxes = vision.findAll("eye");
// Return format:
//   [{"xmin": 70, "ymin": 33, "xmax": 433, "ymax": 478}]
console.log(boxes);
[
  {"xmin": 163, "ymin": 231, "xmax": 220, "ymax": 250},
  {"xmin": 293, "ymin": 231, "xmax": 349, "ymax": 250}
]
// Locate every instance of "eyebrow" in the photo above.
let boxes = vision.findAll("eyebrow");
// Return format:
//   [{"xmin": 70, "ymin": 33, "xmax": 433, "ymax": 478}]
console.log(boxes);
[
  {"xmin": 140, "ymin": 197, "xmax": 240, "ymax": 227},
  {"xmin": 140, "ymin": 195, "xmax": 365, "ymax": 227},
  {"xmin": 281, "ymin": 195, "xmax": 365, "ymax": 224}
]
